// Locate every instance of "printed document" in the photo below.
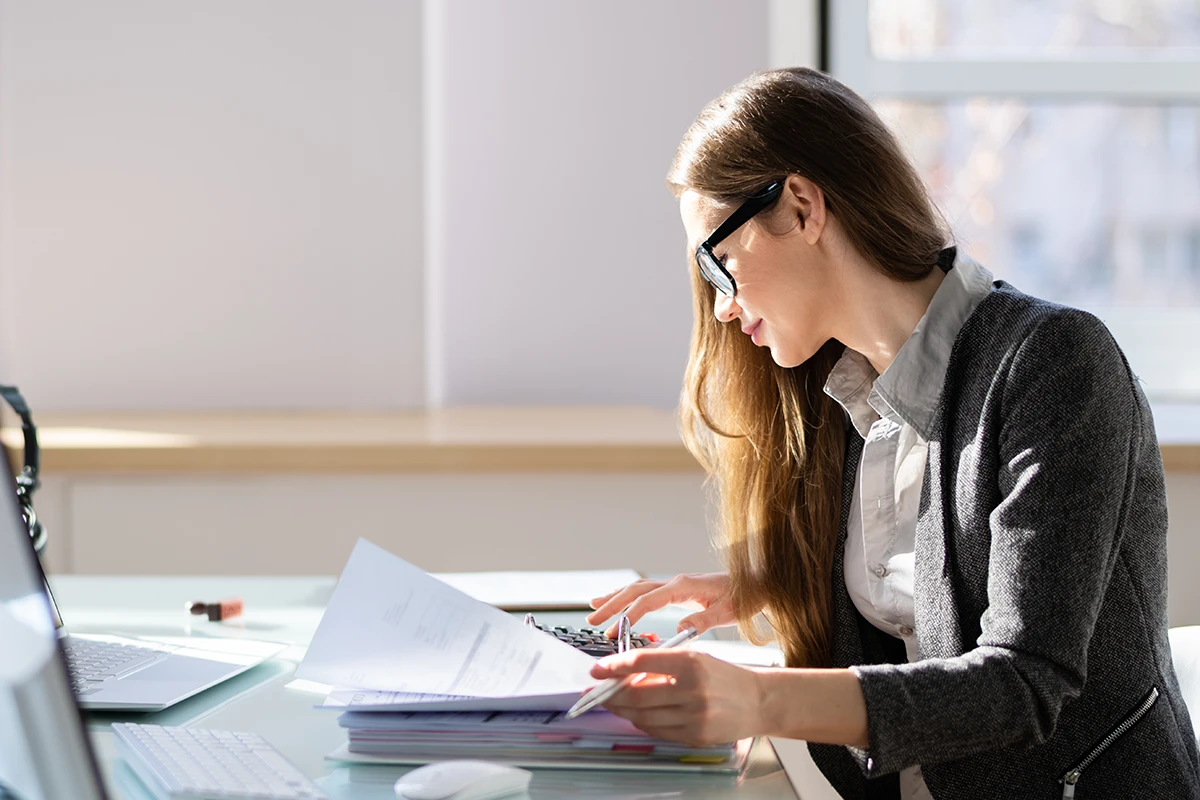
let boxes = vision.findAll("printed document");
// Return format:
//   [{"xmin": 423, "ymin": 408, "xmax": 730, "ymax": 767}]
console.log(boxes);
[
  {"xmin": 296, "ymin": 539, "xmax": 596, "ymax": 697},
  {"xmin": 431, "ymin": 568, "xmax": 641, "ymax": 610}
]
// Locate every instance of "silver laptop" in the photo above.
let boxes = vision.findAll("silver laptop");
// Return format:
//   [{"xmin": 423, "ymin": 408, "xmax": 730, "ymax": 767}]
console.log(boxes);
[{"xmin": 42, "ymin": 576, "xmax": 284, "ymax": 711}]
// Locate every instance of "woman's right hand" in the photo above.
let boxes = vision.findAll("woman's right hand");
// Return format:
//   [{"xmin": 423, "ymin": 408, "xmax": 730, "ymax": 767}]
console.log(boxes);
[{"xmin": 585, "ymin": 572, "xmax": 736, "ymax": 637}]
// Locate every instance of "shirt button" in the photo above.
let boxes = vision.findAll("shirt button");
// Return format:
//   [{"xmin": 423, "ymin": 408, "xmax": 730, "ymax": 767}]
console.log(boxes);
[
  {"xmin": 872, "ymin": 564, "xmax": 888, "ymax": 578},
  {"xmin": 898, "ymin": 625, "xmax": 914, "ymax": 637}
]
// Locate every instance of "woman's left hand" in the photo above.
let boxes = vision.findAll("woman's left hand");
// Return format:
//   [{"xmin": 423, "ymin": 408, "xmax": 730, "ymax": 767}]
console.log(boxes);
[{"xmin": 590, "ymin": 648, "xmax": 769, "ymax": 747}]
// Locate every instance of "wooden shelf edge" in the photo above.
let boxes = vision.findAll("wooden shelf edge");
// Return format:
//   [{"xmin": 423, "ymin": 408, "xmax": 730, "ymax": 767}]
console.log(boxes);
[
  {"xmin": 30, "ymin": 441, "xmax": 1200, "ymax": 474},
  {"xmin": 38, "ymin": 444, "xmax": 706, "ymax": 474},
  {"xmin": 1161, "ymin": 443, "xmax": 1200, "ymax": 472}
]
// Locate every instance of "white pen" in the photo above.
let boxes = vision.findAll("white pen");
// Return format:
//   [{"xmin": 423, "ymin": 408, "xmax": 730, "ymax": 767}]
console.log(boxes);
[{"xmin": 565, "ymin": 625, "xmax": 701, "ymax": 719}]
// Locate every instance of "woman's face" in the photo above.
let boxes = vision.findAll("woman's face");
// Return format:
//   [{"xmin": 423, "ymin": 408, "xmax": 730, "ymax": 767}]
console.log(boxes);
[{"xmin": 680, "ymin": 179, "xmax": 836, "ymax": 369}]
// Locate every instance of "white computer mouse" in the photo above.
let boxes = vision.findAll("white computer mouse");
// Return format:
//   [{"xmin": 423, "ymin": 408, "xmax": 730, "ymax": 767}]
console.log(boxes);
[{"xmin": 393, "ymin": 760, "xmax": 532, "ymax": 800}]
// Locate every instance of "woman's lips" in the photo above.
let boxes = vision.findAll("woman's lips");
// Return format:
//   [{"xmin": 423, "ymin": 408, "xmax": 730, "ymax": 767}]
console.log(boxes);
[{"xmin": 746, "ymin": 320, "xmax": 763, "ymax": 345}]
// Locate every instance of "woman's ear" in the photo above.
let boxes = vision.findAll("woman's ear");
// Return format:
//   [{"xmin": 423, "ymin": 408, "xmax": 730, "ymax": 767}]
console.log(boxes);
[{"xmin": 784, "ymin": 173, "xmax": 826, "ymax": 246}]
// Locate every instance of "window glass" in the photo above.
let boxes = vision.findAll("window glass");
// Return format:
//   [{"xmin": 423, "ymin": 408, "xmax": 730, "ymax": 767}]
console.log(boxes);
[
  {"xmin": 869, "ymin": 0, "xmax": 1200, "ymax": 58},
  {"xmin": 878, "ymin": 100, "xmax": 1200, "ymax": 308}
]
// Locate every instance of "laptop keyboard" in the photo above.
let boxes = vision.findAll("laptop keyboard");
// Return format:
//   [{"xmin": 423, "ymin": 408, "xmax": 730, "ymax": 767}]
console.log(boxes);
[{"xmin": 64, "ymin": 637, "xmax": 163, "ymax": 693}]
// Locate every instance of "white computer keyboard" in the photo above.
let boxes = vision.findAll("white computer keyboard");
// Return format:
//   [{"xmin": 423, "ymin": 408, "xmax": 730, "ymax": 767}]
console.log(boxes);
[{"xmin": 112, "ymin": 723, "xmax": 327, "ymax": 800}]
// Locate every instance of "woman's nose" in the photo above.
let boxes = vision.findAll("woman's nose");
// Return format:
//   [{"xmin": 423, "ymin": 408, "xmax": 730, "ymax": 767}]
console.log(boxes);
[{"xmin": 713, "ymin": 291, "xmax": 739, "ymax": 323}]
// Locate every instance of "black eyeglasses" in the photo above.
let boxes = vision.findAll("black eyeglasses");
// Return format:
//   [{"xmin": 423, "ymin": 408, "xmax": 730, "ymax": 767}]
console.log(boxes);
[{"xmin": 694, "ymin": 181, "xmax": 784, "ymax": 297}]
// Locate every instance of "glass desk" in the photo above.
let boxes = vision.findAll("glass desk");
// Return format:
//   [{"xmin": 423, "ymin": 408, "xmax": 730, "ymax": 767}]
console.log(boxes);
[{"xmin": 51, "ymin": 575, "xmax": 829, "ymax": 799}]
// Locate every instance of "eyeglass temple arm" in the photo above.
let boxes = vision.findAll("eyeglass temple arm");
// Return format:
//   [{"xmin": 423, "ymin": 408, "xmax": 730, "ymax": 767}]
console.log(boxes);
[{"xmin": 701, "ymin": 182, "xmax": 784, "ymax": 251}]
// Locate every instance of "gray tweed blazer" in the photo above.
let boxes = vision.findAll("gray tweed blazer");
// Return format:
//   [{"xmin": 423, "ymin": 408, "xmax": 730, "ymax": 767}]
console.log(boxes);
[{"xmin": 806, "ymin": 283, "xmax": 1200, "ymax": 798}]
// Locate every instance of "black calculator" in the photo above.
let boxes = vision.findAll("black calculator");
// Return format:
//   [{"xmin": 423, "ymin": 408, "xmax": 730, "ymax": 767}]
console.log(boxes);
[{"xmin": 527, "ymin": 619, "xmax": 657, "ymax": 657}]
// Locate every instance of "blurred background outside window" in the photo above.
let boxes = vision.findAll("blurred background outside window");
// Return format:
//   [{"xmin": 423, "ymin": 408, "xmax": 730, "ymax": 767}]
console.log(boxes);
[{"xmin": 832, "ymin": 0, "xmax": 1200, "ymax": 402}]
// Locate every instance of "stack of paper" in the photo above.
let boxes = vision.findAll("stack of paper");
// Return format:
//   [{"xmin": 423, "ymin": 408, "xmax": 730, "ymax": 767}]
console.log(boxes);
[
  {"xmin": 331, "ymin": 708, "xmax": 746, "ymax": 772},
  {"xmin": 298, "ymin": 539, "xmax": 751, "ymax": 773}
]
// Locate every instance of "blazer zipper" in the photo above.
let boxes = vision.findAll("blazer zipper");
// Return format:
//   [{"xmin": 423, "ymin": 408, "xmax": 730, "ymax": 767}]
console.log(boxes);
[{"xmin": 1060, "ymin": 685, "xmax": 1159, "ymax": 798}]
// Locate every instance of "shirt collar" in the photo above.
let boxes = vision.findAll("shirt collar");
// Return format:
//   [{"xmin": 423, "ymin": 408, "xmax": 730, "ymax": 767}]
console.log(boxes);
[
  {"xmin": 824, "ymin": 249, "xmax": 994, "ymax": 440},
  {"xmin": 823, "ymin": 347, "xmax": 879, "ymax": 440}
]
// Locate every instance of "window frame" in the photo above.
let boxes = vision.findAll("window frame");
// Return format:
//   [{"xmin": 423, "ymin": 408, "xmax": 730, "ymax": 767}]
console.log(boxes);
[{"xmin": 829, "ymin": 1, "xmax": 1200, "ymax": 102}]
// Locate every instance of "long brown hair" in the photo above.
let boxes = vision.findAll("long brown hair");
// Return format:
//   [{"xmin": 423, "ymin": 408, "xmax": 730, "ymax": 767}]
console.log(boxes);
[{"xmin": 668, "ymin": 67, "xmax": 947, "ymax": 668}]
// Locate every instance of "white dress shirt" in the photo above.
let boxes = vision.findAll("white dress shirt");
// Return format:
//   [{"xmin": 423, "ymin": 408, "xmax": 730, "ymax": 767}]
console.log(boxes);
[{"xmin": 824, "ymin": 250, "xmax": 994, "ymax": 800}]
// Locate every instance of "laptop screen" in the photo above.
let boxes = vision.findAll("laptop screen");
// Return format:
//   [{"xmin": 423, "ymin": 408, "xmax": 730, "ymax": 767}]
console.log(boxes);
[
  {"xmin": 0, "ymin": 445, "xmax": 57, "ymax": 630},
  {"xmin": 0, "ymin": 437, "xmax": 108, "ymax": 798}
]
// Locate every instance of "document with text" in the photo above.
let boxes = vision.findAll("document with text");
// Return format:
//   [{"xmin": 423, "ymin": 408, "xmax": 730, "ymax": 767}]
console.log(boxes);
[
  {"xmin": 431, "ymin": 568, "xmax": 641, "ymax": 610},
  {"xmin": 296, "ymin": 539, "xmax": 597, "ymax": 699}
]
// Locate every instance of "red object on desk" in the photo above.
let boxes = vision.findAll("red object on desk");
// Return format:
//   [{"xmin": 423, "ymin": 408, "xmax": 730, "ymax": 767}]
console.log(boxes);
[{"xmin": 187, "ymin": 598, "xmax": 243, "ymax": 621}]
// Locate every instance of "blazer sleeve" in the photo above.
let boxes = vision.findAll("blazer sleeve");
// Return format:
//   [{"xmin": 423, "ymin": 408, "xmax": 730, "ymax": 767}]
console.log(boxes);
[{"xmin": 844, "ymin": 307, "xmax": 1146, "ymax": 777}]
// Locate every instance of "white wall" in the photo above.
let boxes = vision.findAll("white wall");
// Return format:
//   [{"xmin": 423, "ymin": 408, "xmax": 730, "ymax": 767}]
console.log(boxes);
[
  {"xmin": 34, "ymin": 472, "xmax": 719, "ymax": 578},
  {"xmin": 0, "ymin": 1, "xmax": 771, "ymax": 412},
  {"xmin": 1167, "ymin": 473, "xmax": 1200, "ymax": 626},
  {"xmin": 96, "ymin": 473, "xmax": 717, "ymax": 576},
  {"xmin": 0, "ymin": 0, "xmax": 425, "ymax": 410},
  {"xmin": 426, "ymin": 0, "xmax": 769, "ymax": 407}
]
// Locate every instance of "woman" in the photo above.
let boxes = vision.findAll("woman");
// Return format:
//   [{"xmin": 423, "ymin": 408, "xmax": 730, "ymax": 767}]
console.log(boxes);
[{"xmin": 584, "ymin": 67, "xmax": 1199, "ymax": 798}]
